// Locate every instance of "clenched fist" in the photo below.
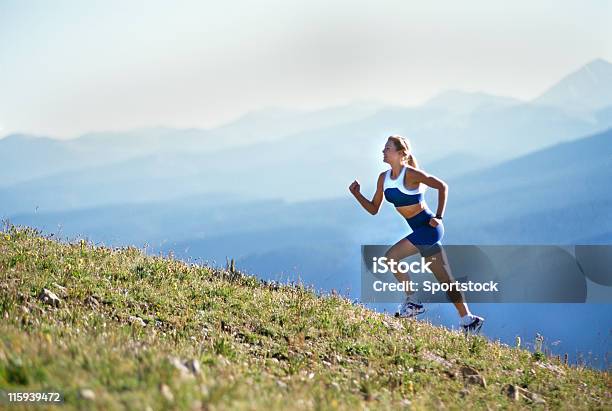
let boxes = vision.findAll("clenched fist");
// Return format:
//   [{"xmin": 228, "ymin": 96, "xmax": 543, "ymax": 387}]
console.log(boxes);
[{"xmin": 349, "ymin": 180, "xmax": 361, "ymax": 196}]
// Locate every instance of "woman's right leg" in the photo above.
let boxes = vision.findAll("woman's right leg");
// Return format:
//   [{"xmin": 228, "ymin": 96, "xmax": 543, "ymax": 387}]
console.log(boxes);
[
  {"xmin": 424, "ymin": 247, "xmax": 469, "ymax": 317},
  {"xmin": 425, "ymin": 246, "xmax": 484, "ymax": 332}
]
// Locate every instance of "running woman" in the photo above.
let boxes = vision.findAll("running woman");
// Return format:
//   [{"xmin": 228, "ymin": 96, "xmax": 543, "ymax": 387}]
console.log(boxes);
[{"xmin": 349, "ymin": 135, "xmax": 484, "ymax": 334}]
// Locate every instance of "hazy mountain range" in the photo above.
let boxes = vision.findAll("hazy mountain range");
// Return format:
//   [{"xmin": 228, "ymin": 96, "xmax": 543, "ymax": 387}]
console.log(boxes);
[
  {"xmin": 7, "ymin": 127, "xmax": 611, "ymax": 287},
  {"xmin": 2, "ymin": 59, "xmax": 612, "ymax": 216}
]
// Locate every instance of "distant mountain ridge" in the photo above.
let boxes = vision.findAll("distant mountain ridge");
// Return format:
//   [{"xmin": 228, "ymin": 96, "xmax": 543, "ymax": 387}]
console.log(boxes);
[{"xmin": 532, "ymin": 58, "xmax": 612, "ymax": 112}]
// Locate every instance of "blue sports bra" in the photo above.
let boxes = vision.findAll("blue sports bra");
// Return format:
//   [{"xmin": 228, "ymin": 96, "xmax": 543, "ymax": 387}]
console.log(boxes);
[{"xmin": 383, "ymin": 166, "xmax": 425, "ymax": 207}]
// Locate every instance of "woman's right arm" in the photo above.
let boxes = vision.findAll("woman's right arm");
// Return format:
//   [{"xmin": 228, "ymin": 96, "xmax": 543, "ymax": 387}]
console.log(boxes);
[{"xmin": 349, "ymin": 172, "xmax": 385, "ymax": 215}]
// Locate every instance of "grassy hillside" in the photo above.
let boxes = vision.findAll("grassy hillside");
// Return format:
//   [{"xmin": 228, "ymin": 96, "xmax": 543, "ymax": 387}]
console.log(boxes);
[{"xmin": 0, "ymin": 225, "xmax": 609, "ymax": 410}]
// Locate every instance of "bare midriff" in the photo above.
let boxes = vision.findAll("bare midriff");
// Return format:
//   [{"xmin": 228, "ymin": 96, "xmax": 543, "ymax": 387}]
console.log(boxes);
[{"xmin": 395, "ymin": 203, "xmax": 426, "ymax": 219}]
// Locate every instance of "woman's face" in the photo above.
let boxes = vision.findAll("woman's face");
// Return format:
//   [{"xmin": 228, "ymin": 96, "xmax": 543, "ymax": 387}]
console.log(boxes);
[{"xmin": 382, "ymin": 139, "xmax": 403, "ymax": 164}]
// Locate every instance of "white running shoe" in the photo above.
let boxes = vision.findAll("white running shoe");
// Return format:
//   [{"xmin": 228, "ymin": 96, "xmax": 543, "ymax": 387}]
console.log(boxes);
[
  {"xmin": 462, "ymin": 315, "xmax": 485, "ymax": 335},
  {"xmin": 395, "ymin": 297, "xmax": 425, "ymax": 318}
]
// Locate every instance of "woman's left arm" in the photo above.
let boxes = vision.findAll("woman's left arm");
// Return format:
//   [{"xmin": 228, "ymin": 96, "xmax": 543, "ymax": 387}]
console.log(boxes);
[{"xmin": 409, "ymin": 168, "xmax": 448, "ymax": 223}]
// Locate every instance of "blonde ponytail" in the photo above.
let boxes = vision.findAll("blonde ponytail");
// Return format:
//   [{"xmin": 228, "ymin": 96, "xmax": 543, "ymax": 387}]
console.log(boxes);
[{"xmin": 406, "ymin": 153, "xmax": 418, "ymax": 169}]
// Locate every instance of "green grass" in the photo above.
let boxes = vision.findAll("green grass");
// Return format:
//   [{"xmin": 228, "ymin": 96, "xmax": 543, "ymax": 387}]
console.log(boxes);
[{"xmin": 0, "ymin": 224, "xmax": 609, "ymax": 410}]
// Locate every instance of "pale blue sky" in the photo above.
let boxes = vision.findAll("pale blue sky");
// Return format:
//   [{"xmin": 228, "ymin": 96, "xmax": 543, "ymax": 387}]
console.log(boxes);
[{"xmin": 1, "ymin": 0, "xmax": 610, "ymax": 138}]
